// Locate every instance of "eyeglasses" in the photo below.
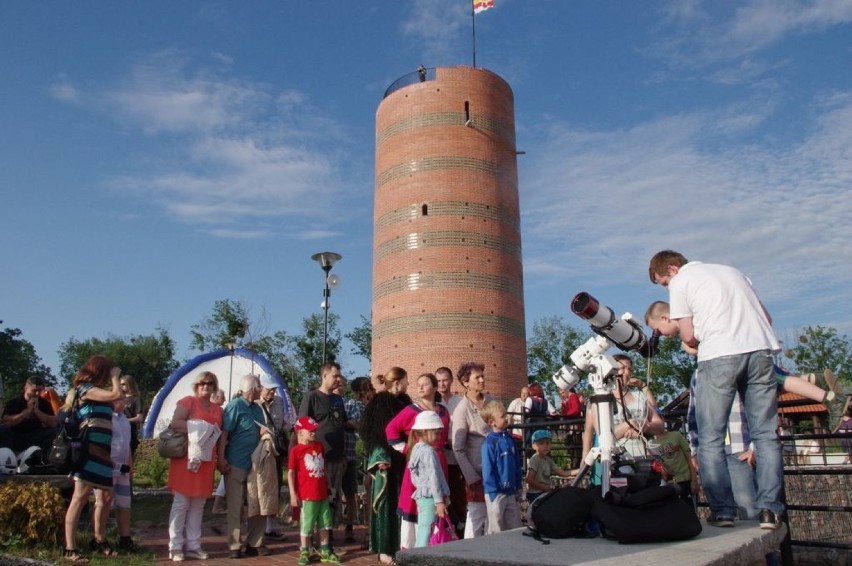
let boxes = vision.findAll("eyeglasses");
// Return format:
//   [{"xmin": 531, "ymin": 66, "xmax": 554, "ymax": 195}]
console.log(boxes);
[{"xmin": 198, "ymin": 381, "xmax": 216, "ymax": 387}]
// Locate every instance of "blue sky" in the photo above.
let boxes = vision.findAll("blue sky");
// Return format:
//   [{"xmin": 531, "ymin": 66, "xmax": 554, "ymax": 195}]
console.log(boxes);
[{"xmin": 2, "ymin": 1, "xmax": 851, "ymax": 381}]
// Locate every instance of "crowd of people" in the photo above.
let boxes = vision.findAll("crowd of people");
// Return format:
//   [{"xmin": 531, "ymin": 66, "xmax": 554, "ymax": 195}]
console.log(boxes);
[{"xmin": 3, "ymin": 249, "xmax": 850, "ymax": 563}]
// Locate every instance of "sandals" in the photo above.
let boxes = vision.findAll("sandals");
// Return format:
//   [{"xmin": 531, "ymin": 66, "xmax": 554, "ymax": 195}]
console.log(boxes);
[
  {"xmin": 91, "ymin": 539, "xmax": 119, "ymax": 557},
  {"xmin": 63, "ymin": 549, "xmax": 89, "ymax": 563}
]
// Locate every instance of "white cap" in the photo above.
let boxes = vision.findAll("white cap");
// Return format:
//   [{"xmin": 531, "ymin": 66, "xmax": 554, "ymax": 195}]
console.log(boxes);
[
  {"xmin": 412, "ymin": 410, "xmax": 444, "ymax": 430},
  {"xmin": 259, "ymin": 374, "xmax": 278, "ymax": 390}
]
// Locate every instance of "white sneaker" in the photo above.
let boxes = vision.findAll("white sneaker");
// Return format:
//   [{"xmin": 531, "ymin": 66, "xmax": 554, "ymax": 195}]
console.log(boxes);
[
  {"xmin": 185, "ymin": 548, "xmax": 209, "ymax": 560},
  {"xmin": 170, "ymin": 551, "xmax": 185, "ymax": 562}
]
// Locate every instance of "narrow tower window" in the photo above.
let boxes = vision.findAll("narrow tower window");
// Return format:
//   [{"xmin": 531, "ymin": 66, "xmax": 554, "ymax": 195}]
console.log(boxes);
[
  {"xmin": 422, "ymin": 204, "xmax": 428, "ymax": 216},
  {"xmin": 464, "ymin": 101, "xmax": 470, "ymax": 125}
]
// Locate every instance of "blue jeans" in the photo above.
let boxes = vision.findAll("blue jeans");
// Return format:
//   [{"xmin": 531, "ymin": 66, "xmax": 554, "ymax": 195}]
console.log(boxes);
[
  {"xmin": 695, "ymin": 351, "xmax": 784, "ymax": 517},
  {"xmin": 727, "ymin": 452, "xmax": 758, "ymax": 520},
  {"xmin": 415, "ymin": 497, "xmax": 437, "ymax": 548}
]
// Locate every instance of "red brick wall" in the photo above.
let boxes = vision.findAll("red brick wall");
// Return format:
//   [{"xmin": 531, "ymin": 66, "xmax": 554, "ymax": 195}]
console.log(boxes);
[{"xmin": 372, "ymin": 66, "xmax": 526, "ymax": 402}]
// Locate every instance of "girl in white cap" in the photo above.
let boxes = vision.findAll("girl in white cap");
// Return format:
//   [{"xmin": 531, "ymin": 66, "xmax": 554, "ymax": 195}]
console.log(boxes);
[{"xmin": 407, "ymin": 411, "xmax": 450, "ymax": 548}]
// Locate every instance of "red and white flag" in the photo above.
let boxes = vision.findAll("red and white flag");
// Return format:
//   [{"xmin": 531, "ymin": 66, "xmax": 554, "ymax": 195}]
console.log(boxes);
[{"xmin": 474, "ymin": 0, "xmax": 494, "ymax": 15}]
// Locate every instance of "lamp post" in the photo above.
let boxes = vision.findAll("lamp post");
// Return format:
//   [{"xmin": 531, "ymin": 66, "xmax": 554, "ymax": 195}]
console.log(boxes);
[
  {"xmin": 225, "ymin": 342, "xmax": 236, "ymax": 401},
  {"xmin": 311, "ymin": 251, "xmax": 342, "ymax": 363}
]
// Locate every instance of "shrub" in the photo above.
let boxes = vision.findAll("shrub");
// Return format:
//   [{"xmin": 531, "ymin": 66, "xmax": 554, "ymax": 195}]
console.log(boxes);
[
  {"xmin": 0, "ymin": 480, "xmax": 65, "ymax": 547},
  {"xmin": 134, "ymin": 439, "xmax": 169, "ymax": 488}
]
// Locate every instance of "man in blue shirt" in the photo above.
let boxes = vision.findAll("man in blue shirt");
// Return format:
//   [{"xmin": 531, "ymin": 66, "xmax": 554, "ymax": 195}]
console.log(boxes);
[{"xmin": 218, "ymin": 374, "xmax": 267, "ymax": 558}]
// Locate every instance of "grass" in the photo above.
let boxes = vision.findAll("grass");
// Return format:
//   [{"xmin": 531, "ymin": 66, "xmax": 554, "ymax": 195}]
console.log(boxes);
[{"xmin": 1, "ymin": 490, "xmax": 172, "ymax": 565}]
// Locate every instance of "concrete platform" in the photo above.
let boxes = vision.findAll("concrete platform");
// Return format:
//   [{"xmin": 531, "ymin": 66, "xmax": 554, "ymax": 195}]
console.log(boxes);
[{"xmin": 397, "ymin": 521, "xmax": 788, "ymax": 566}]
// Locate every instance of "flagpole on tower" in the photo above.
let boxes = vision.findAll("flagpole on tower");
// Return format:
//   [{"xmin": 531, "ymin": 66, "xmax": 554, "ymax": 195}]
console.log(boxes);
[
  {"xmin": 471, "ymin": 1, "xmax": 477, "ymax": 68},
  {"xmin": 471, "ymin": 1, "xmax": 494, "ymax": 69}
]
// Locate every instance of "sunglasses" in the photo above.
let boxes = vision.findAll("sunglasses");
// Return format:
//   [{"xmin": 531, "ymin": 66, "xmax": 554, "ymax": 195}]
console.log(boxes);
[{"xmin": 198, "ymin": 381, "xmax": 217, "ymax": 387}]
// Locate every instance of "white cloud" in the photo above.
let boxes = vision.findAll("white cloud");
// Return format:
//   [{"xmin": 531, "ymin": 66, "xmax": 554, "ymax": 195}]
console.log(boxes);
[
  {"xmin": 727, "ymin": 0, "xmax": 852, "ymax": 52},
  {"xmin": 69, "ymin": 51, "xmax": 356, "ymax": 228},
  {"xmin": 651, "ymin": 0, "xmax": 852, "ymax": 76},
  {"xmin": 401, "ymin": 0, "xmax": 469, "ymax": 64},
  {"xmin": 48, "ymin": 78, "xmax": 79, "ymax": 102},
  {"xmin": 520, "ymin": 92, "xmax": 852, "ymax": 318}
]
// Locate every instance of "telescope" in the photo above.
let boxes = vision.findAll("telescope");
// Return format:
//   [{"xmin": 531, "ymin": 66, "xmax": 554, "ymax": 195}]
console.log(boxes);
[
  {"xmin": 553, "ymin": 293, "xmax": 659, "ymax": 391},
  {"xmin": 551, "ymin": 292, "xmax": 660, "ymax": 496}
]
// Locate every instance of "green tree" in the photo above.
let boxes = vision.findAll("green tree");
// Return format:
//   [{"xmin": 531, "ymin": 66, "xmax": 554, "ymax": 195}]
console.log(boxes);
[
  {"xmin": 0, "ymin": 322, "xmax": 56, "ymax": 395},
  {"xmin": 291, "ymin": 312, "xmax": 341, "ymax": 397},
  {"xmin": 526, "ymin": 316, "xmax": 585, "ymax": 399},
  {"xmin": 345, "ymin": 315, "xmax": 371, "ymax": 362},
  {"xmin": 189, "ymin": 299, "xmax": 250, "ymax": 351},
  {"xmin": 783, "ymin": 326, "xmax": 852, "ymax": 382},
  {"xmin": 632, "ymin": 335, "xmax": 697, "ymax": 406},
  {"xmin": 190, "ymin": 299, "xmax": 300, "ymax": 403},
  {"xmin": 782, "ymin": 325, "xmax": 851, "ymax": 428},
  {"xmin": 57, "ymin": 329, "xmax": 178, "ymax": 402}
]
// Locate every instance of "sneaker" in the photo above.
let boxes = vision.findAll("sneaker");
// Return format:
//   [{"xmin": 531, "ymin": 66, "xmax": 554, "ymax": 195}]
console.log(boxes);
[
  {"xmin": 185, "ymin": 548, "xmax": 209, "ymax": 560},
  {"xmin": 265, "ymin": 530, "xmax": 286, "ymax": 540},
  {"xmin": 707, "ymin": 514, "xmax": 735, "ymax": 527},
  {"xmin": 244, "ymin": 545, "xmax": 271, "ymax": 557},
  {"xmin": 297, "ymin": 548, "xmax": 311, "ymax": 566},
  {"xmin": 319, "ymin": 547, "xmax": 340, "ymax": 564},
  {"xmin": 170, "ymin": 551, "xmax": 185, "ymax": 562},
  {"xmin": 759, "ymin": 508, "xmax": 782, "ymax": 530},
  {"xmin": 823, "ymin": 369, "xmax": 841, "ymax": 395},
  {"xmin": 228, "ymin": 549, "xmax": 242, "ymax": 559}
]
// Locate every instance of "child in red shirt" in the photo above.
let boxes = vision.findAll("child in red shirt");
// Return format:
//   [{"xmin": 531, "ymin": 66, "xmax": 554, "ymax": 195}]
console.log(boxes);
[{"xmin": 288, "ymin": 416, "xmax": 340, "ymax": 565}]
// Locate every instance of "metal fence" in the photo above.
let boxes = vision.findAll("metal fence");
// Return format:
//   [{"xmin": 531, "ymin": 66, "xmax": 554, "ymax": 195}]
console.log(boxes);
[{"xmin": 512, "ymin": 413, "xmax": 852, "ymax": 561}]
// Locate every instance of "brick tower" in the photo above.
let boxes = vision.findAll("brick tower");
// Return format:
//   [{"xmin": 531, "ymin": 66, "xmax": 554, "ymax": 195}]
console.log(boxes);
[{"xmin": 372, "ymin": 66, "xmax": 526, "ymax": 401}]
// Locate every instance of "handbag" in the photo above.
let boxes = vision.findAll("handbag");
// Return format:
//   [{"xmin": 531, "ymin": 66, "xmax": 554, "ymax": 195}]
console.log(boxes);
[
  {"xmin": 47, "ymin": 388, "xmax": 88, "ymax": 471},
  {"xmin": 157, "ymin": 425, "xmax": 188, "ymax": 458},
  {"xmin": 428, "ymin": 515, "xmax": 458, "ymax": 546},
  {"xmin": 157, "ymin": 397, "xmax": 196, "ymax": 458}
]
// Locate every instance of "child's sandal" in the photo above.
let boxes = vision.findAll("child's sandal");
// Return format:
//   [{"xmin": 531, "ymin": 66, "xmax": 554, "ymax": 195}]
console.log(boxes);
[{"xmin": 63, "ymin": 549, "xmax": 89, "ymax": 563}]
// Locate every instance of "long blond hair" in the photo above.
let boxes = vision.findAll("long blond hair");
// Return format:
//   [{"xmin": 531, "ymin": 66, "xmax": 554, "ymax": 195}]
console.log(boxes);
[{"xmin": 406, "ymin": 428, "xmax": 438, "ymax": 462}]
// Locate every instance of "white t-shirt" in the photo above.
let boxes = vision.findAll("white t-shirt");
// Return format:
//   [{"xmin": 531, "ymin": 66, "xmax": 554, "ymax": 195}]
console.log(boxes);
[
  {"xmin": 668, "ymin": 261, "xmax": 779, "ymax": 362},
  {"xmin": 111, "ymin": 412, "xmax": 131, "ymax": 468}
]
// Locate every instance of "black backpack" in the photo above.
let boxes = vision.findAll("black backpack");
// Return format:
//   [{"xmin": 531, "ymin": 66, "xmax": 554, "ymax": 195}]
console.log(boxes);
[
  {"xmin": 527, "ymin": 485, "xmax": 599, "ymax": 539},
  {"xmin": 591, "ymin": 485, "xmax": 702, "ymax": 544},
  {"xmin": 47, "ymin": 388, "xmax": 88, "ymax": 472}
]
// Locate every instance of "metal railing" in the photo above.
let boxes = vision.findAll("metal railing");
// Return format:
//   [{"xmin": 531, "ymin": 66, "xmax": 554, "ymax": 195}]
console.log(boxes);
[
  {"xmin": 383, "ymin": 67, "xmax": 436, "ymax": 99},
  {"xmin": 515, "ymin": 411, "xmax": 851, "ymax": 560}
]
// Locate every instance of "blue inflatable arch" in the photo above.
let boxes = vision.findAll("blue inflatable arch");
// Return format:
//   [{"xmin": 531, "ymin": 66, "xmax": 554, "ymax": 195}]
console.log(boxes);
[{"xmin": 142, "ymin": 348, "xmax": 295, "ymax": 438}]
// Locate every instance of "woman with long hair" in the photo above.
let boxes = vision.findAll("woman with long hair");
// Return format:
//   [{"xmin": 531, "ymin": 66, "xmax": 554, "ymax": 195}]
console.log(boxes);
[
  {"xmin": 63, "ymin": 355, "xmax": 123, "ymax": 562},
  {"xmin": 385, "ymin": 373, "xmax": 450, "ymax": 550},
  {"xmin": 450, "ymin": 362, "xmax": 491, "ymax": 538},
  {"xmin": 119, "ymin": 375, "xmax": 144, "ymax": 457},
  {"xmin": 361, "ymin": 367, "xmax": 411, "ymax": 566},
  {"xmin": 166, "ymin": 371, "xmax": 224, "ymax": 562}
]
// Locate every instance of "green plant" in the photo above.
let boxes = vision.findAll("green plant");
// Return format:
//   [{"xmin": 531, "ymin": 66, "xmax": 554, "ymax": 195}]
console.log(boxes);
[
  {"xmin": 0, "ymin": 480, "xmax": 64, "ymax": 547},
  {"xmin": 134, "ymin": 439, "xmax": 169, "ymax": 487}
]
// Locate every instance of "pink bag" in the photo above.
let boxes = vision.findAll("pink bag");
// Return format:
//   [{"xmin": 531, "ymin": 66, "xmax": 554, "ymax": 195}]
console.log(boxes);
[{"xmin": 428, "ymin": 515, "xmax": 458, "ymax": 546}]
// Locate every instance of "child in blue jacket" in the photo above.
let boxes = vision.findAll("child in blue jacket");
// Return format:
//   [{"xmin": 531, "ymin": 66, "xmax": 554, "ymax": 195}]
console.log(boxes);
[{"xmin": 481, "ymin": 400, "xmax": 523, "ymax": 534}]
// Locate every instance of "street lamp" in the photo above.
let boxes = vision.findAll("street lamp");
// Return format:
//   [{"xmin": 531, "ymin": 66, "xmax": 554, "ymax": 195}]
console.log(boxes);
[
  {"xmin": 311, "ymin": 251, "xmax": 342, "ymax": 363},
  {"xmin": 225, "ymin": 342, "xmax": 236, "ymax": 401}
]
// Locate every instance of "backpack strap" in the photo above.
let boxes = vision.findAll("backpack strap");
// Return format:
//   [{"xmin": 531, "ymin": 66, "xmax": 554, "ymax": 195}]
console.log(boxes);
[
  {"xmin": 522, "ymin": 527, "xmax": 551, "ymax": 545},
  {"xmin": 62, "ymin": 387, "xmax": 80, "ymax": 425}
]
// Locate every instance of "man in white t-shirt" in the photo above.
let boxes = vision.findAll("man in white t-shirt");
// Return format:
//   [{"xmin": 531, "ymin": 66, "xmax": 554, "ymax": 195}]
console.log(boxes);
[{"xmin": 649, "ymin": 249, "xmax": 784, "ymax": 530}]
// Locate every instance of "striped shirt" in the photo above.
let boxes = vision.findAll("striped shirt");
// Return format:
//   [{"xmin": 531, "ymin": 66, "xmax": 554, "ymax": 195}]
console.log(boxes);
[{"xmin": 687, "ymin": 371, "xmax": 751, "ymax": 456}]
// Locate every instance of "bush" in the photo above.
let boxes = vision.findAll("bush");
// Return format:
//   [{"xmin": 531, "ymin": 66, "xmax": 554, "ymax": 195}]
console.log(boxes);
[
  {"xmin": 133, "ymin": 439, "xmax": 169, "ymax": 488},
  {"xmin": 0, "ymin": 480, "xmax": 65, "ymax": 547}
]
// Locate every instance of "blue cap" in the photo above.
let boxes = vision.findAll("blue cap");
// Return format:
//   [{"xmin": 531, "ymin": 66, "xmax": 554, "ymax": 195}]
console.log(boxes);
[{"xmin": 531, "ymin": 429, "xmax": 552, "ymax": 443}]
